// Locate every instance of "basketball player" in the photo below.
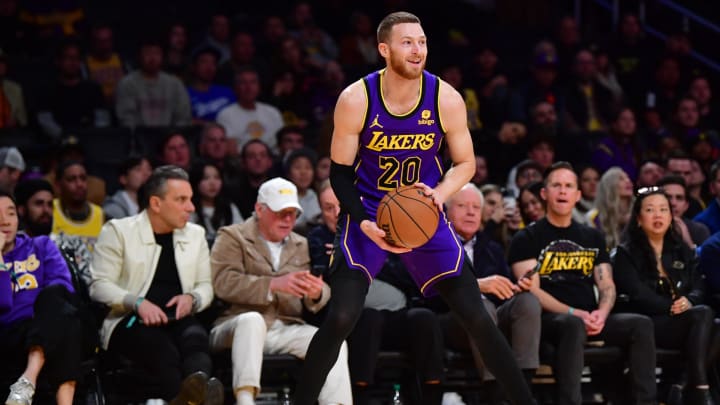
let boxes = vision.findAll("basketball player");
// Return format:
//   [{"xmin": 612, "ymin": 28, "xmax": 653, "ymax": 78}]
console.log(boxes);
[{"xmin": 295, "ymin": 12, "xmax": 535, "ymax": 404}]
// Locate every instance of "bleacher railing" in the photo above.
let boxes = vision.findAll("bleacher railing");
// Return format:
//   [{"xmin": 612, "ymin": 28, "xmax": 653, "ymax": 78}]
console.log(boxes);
[{"xmin": 576, "ymin": 0, "xmax": 720, "ymax": 74}]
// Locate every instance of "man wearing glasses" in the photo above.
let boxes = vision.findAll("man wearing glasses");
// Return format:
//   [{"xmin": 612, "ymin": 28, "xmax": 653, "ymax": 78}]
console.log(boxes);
[
  {"xmin": 508, "ymin": 161, "xmax": 657, "ymax": 405},
  {"xmin": 208, "ymin": 177, "xmax": 351, "ymax": 405}
]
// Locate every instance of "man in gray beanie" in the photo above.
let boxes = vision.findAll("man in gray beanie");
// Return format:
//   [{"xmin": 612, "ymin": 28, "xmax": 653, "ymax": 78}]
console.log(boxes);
[{"xmin": 0, "ymin": 146, "xmax": 25, "ymax": 193}]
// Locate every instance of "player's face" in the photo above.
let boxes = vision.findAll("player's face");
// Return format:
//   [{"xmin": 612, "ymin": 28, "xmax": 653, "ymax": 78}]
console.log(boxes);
[
  {"xmin": 542, "ymin": 168, "xmax": 581, "ymax": 217},
  {"xmin": 447, "ymin": 188, "xmax": 483, "ymax": 241},
  {"xmin": 383, "ymin": 23, "xmax": 427, "ymax": 80},
  {"xmin": 637, "ymin": 194, "xmax": 672, "ymax": 239}
]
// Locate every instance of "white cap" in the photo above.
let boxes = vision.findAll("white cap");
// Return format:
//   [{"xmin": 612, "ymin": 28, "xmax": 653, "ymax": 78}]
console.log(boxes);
[
  {"xmin": 257, "ymin": 177, "xmax": 303, "ymax": 214},
  {"xmin": 0, "ymin": 147, "xmax": 25, "ymax": 171}
]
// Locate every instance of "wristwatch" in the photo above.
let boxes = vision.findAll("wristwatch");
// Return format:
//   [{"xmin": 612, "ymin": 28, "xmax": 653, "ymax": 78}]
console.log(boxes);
[{"xmin": 188, "ymin": 293, "xmax": 198, "ymax": 312}]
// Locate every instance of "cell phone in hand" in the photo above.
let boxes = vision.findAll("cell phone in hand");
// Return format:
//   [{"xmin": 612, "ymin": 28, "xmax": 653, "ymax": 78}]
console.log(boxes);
[
  {"xmin": 522, "ymin": 261, "xmax": 541, "ymax": 280},
  {"xmin": 502, "ymin": 191, "xmax": 517, "ymax": 211}
]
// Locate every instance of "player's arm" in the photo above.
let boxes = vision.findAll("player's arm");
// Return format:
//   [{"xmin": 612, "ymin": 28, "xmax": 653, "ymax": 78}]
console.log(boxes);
[
  {"xmin": 329, "ymin": 80, "xmax": 369, "ymax": 222},
  {"xmin": 512, "ymin": 259, "xmax": 578, "ymax": 314},
  {"xmin": 419, "ymin": 81, "xmax": 475, "ymax": 207},
  {"xmin": 330, "ymin": 81, "xmax": 410, "ymax": 254},
  {"xmin": 593, "ymin": 262, "xmax": 616, "ymax": 315}
]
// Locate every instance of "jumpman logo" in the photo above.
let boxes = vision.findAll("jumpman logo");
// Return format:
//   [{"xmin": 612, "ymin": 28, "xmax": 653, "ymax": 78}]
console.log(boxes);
[{"xmin": 369, "ymin": 114, "xmax": 383, "ymax": 129}]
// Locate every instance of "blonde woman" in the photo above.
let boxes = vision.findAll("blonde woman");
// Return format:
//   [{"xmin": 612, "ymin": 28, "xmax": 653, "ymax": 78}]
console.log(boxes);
[{"xmin": 586, "ymin": 167, "xmax": 634, "ymax": 249}]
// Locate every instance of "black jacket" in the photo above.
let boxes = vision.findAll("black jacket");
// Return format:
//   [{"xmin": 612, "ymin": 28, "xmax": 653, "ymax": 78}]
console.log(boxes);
[{"xmin": 612, "ymin": 239, "xmax": 705, "ymax": 316}]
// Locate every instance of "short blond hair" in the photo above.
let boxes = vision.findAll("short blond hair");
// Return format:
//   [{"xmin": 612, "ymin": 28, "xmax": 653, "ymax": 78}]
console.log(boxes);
[{"xmin": 377, "ymin": 11, "xmax": 420, "ymax": 44}]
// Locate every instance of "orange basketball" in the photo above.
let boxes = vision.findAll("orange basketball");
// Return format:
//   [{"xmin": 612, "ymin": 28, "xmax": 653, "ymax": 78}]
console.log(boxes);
[{"xmin": 376, "ymin": 185, "xmax": 440, "ymax": 248}]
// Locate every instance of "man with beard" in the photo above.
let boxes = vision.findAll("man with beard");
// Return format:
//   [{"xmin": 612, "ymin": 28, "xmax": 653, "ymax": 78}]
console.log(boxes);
[
  {"xmin": 14, "ymin": 179, "xmax": 54, "ymax": 236},
  {"xmin": 294, "ymin": 11, "xmax": 535, "ymax": 405}
]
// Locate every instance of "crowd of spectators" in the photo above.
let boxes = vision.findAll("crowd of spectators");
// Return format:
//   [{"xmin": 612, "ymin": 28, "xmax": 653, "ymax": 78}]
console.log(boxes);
[{"xmin": 3, "ymin": 0, "xmax": 720, "ymax": 404}]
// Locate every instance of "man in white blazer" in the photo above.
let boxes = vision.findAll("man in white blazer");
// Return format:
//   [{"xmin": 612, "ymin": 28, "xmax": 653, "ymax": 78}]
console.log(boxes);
[{"xmin": 90, "ymin": 165, "xmax": 220, "ymax": 404}]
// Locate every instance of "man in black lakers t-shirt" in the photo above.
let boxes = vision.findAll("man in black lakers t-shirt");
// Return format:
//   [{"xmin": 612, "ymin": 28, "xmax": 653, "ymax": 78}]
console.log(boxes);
[{"xmin": 508, "ymin": 162, "xmax": 657, "ymax": 405}]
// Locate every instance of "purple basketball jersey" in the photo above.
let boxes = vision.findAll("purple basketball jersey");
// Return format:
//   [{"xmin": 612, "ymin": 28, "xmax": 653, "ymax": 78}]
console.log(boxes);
[
  {"xmin": 335, "ymin": 69, "xmax": 465, "ymax": 296},
  {"xmin": 355, "ymin": 69, "xmax": 446, "ymax": 219}
]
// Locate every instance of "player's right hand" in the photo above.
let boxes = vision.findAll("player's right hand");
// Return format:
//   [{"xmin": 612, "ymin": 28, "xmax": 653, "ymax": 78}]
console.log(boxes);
[
  {"xmin": 359, "ymin": 220, "xmax": 412, "ymax": 254},
  {"xmin": 137, "ymin": 299, "xmax": 168, "ymax": 326}
]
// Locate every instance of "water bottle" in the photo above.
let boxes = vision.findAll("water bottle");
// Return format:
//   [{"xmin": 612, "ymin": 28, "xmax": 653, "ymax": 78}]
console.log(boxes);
[
  {"xmin": 280, "ymin": 386, "xmax": 292, "ymax": 405},
  {"xmin": 391, "ymin": 384, "xmax": 402, "ymax": 405}
]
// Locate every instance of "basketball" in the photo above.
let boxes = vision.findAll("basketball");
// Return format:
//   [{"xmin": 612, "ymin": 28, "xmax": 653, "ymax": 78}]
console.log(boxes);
[{"xmin": 376, "ymin": 185, "xmax": 440, "ymax": 248}]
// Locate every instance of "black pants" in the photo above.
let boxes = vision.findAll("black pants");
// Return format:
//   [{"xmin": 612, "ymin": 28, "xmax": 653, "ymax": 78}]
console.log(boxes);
[
  {"xmin": 0, "ymin": 285, "xmax": 88, "ymax": 390},
  {"xmin": 294, "ymin": 256, "xmax": 535, "ymax": 405},
  {"xmin": 652, "ymin": 305, "xmax": 717, "ymax": 386},
  {"xmin": 349, "ymin": 307, "xmax": 445, "ymax": 405},
  {"xmin": 108, "ymin": 315, "xmax": 212, "ymax": 400},
  {"xmin": 541, "ymin": 312, "xmax": 657, "ymax": 405}
]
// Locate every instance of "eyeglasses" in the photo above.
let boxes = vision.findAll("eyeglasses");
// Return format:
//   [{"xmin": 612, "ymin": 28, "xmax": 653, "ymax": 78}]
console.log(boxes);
[
  {"xmin": 262, "ymin": 204, "xmax": 299, "ymax": 219},
  {"xmin": 636, "ymin": 186, "xmax": 660, "ymax": 196}
]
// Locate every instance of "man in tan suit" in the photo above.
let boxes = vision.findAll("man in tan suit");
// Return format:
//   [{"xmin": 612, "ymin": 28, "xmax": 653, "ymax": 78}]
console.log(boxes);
[{"xmin": 210, "ymin": 177, "xmax": 351, "ymax": 405}]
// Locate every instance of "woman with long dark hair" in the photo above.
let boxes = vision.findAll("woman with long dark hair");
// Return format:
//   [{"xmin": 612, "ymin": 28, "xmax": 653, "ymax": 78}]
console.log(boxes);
[
  {"xmin": 518, "ymin": 181, "xmax": 544, "ymax": 226},
  {"xmin": 612, "ymin": 187, "xmax": 720, "ymax": 405},
  {"xmin": 189, "ymin": 162, "xmax": 243, "ymax": 247}
]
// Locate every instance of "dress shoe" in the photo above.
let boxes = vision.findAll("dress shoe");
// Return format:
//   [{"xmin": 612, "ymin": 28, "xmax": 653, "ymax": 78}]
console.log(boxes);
[
  {"xmin": 204, "ymin": 377, "xmax": 224, "ymax": 405},
  {"xmin": 169, "ymin": 371, "xmax": 208, "ymax": 405}
]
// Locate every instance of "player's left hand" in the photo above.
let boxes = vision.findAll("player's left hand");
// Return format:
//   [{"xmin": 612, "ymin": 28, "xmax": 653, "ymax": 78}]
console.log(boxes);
[{"xmin": 414, "ymin": 182, "xmax": 445, "ymax": 210}]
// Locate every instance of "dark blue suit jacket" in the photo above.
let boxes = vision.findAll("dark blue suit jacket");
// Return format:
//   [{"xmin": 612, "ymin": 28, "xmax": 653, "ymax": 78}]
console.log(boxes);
[{"xmin": 694, "ymin": 199, "xmax": 720, "ymax": 235}]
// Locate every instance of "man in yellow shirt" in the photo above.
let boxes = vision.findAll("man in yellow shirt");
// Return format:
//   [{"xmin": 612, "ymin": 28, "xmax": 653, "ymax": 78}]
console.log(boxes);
[{"xmin": 51, "ymin": 160, "xmax": 103, "ymax": 286}]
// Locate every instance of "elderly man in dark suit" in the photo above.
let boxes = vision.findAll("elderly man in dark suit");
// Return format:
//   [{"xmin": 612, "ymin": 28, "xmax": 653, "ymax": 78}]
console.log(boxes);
[{"xmin": 444, "ymin": 183, "xmax": 542, "ymax": 390}]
